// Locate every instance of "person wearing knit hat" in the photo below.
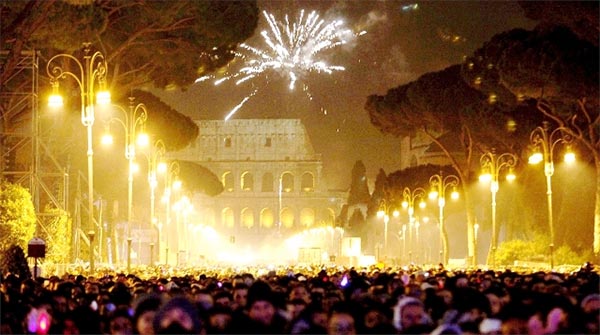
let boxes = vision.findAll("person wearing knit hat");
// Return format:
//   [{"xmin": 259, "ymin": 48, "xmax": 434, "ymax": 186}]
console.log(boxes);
[
  {"xmin": 230, "ymin": 280, "xmax": 288, "ymax": 334},
  {"xmin": 152, "ymin": 296, "xmax": 202, "ymax": 334},
  {"xmin": 132, "ymin": 294, "xmax": 162, "ymax": 335}
]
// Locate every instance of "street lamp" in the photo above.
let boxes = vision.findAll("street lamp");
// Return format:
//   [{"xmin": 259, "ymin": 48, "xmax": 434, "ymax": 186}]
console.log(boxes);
[
  {"xmin": 474, "ymin": 221, "xmax": 480, "ymax": 265},
  {"xmin": 160, "ymin": 161, "xmax": 181, "ymax": 265},
  {"xmin": 479, "ymin": 150, "xmax": 517, "ymax": 268},
  {"xmin": 47, "ymin": 44, "xmax": 111, "ymax": 259},
  {"xmin": 429, "ymin": 173, "xmax": 459, "ymax": 266},
  {"xmin": 173, "ymin": 195, "xmax": 192, "ymax": 266},
  {"xmin": 402, "ymin": 187, "xmax": 426, "ymax": 263},
  {"xmin": 138, "ymin": 139, "xmax": 166, "ymax": 265},
  {"xmin": 529, "ymin": 121, "xmax": 574, "ymax": 269},
  {"xmin": 101, "ymin": 97, "xmax": 148, "ymax": 271},
  {"xmin": 376, "ymin": 199, "xmax": 399, "ymax": 260}
]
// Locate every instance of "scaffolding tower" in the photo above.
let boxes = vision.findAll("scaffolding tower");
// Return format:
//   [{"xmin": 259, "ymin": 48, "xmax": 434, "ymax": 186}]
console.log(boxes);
[{"xmin": 0, "ymin": 49, "xmax": 99, "ymax": 263}]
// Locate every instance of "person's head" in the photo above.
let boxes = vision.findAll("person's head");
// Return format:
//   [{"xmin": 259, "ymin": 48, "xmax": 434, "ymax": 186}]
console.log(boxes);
[
  {"xmin": 133, "ymin": 295, "xmax": 162, "ymax": 335},
  {"xmin": 394, "ymin": 296, "xmax": 429, "ymax": 331},
  {"xmin": 247, "ymin": 280, "xmax": 277, "ymax": 325},
  {"xmin": 286, "ymin": 298, "xmax": 308, "ymax": 320},
  {"xmin": 153, "ymin": 296, "xmax": 202, "ymax": 334},
  {"xmin": 190, "ymin": 287, "xmax": 213, "ymax": 311},
  {"xmin": 328, "ymin": 310, "xmax": 356, "ymax": 335},
  {"xmin": 581, "ymin": 293, "xmax": 600, "ymax": 314},
  {"xmin": 363, "ymin": 309, "xmax": 383, "ymax": 329},
  {"xmin": 289, "ymin": 283, "xmax": 311, "ymax": 304},
  {"xmin": 206, "ymin": 306, "xmax": 232, "ymax": 333},
  {"xmin": 51, "ymin": 291, "xmax": 69, "ymax": 315},
  {"xmin": 212, "ymin": 290, "xmax": 232, "ymax": 309},
  {"xmin": 232, "ymin": 283, "xmax": 249, "ymax": 310},
  {"xmin": 107, "ymin": 306, "xmax": 134, "ymax": 335}
]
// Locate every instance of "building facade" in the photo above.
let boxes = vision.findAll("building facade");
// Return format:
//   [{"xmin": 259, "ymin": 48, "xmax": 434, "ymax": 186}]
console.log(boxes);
[{"xmin": 165, "ymin": 119, "xmax": 347, "ymax": 263}]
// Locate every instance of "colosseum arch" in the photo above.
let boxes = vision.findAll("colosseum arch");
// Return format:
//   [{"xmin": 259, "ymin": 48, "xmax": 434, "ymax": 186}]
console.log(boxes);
[
  {"xmin": 280, "ymin": 207, "xmax": 294, "ymax": 228},
  {"xmin": 241, "ymin": 171, "xmax": 254, "ymax": 191},
  {"xmin": 301, "ymin": 172, "xmax": 314, "ymax": 192},
  {"xmin": 260, "ymin": 208, "xmax": 274, "ymax": 228},
  {"xmin": 241, "ymin": 207, "xmax": 254, "ymax": 228},
  {"xmin": 281, "ymin": 172, "xmax": 294, "ymax": 192},
  {"xmin": 222, "ymin": 171, "xmax": 234, "ymax": 192},
  {"xmin": 222, "ymin": 207, "xmax": 235, "ymax": 228},
  {"xmin": 300, "ymin": 208, "xmax": 315, "ymax": 227}
]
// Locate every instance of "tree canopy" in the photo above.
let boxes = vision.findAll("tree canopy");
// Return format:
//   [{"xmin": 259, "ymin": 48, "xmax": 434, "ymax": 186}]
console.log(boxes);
[
  {"xmin": 0, "ymin": 181, "xmax": 36, "ymax": 254},
  {"xmin": 1, "ymin": 0, "xmax": 259, "ymax": 92},
  {"xmin": 364, "ymin": 1, "xmax": 598, "ymax": 259},
  {"xmin": 177, "ymin": 160, "xmax": 223, "ymax": 197},
  {"xmin": 347, "ymin": 160, "xmax": 370, "ymax": 206},
  {"xmin": 518, "ymin": 1, "xmax": 599, "ymax": 46}
]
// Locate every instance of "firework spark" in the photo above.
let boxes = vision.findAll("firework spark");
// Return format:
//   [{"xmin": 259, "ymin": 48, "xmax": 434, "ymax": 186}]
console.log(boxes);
[{"xmin": 197, "ymin": 9, "xmax": 365, "ymax": 121}]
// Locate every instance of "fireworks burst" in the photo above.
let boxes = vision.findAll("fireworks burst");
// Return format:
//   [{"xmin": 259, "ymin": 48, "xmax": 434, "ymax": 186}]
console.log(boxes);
[{"xmin": 197, "ymin": 9, "xmax": 365, "ymax": 121}]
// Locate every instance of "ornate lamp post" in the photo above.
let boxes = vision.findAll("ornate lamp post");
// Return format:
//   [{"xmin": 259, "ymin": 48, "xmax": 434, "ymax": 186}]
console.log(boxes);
[
  {"xmin": 529, "ymin": 121, "xmax": 574, "ymax": 269},
  {"xmin": 101, "ymin": 97, "xmax": 148, "ymax": 271},
  {"xmin": 402, "ymin": 187, "xmax": 426, "ymax": 263},
  {"xmin": 139, "ymin": 139, "xmax": 166, "ymax": 265},
  {"xmin": 47, "ymin": 44, "xmax": 111, "ymax": 260},
  {"xmin": 376, "ymin": 199, "xmax": 399, "ymax": 260},
  {"xmin": 474, "ymin": 221, "xmax": 480, "ymax": 265},
  {"xmin": 479, "ymin": 150, "xmax": 517, "ymax": 268},
  {"xmin": 160, "ymin": 161, "xmax": 181, "ymax": 266},
  {"xmin": 428, "ymin": 173, "xmax": 459, "ymax": 266}
]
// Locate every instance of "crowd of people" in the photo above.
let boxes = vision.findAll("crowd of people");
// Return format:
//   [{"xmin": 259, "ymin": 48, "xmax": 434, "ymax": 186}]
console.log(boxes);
[{"xmin": 1, "ymin": 263, "xmax": 599, "ymax": 334}]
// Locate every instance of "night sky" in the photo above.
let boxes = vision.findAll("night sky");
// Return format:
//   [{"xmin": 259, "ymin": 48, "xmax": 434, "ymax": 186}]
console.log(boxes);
[{"xmin": 154, "ymin": 1, "xmax": 536, "ymax": 189}]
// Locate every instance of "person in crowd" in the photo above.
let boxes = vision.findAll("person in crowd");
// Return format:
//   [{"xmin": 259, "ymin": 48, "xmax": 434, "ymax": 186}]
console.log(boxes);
[
  {"xmin": 327, "ymin": 303, "xmax": 357, "ymax": 335},
  {"xmin": 106, "ymin": 306, "xmax": 134, "ymax": 335},
  {"xmin": 230, "ymin": 279, "xmax": 288, "ymax": 334},
  {"xmin": 205, "ymin": 305, "xmax": 233, "ymax": 334},
  {"xmin": 1, "ymin": 262, "xmax": 598, "ymax": 335},
  {"xmin": 152, "ymin": 296, "xmax": 203, "ymax": 334},
  {"xmin": 132, "ymin": 294, "xmax": 162, "ymax": 335}
]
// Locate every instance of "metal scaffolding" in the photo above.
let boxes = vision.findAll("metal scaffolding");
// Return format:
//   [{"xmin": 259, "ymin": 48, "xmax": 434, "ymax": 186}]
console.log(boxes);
[{"xmin": 0, "ymin": 49, "xmax": 85, "ymax": 261}]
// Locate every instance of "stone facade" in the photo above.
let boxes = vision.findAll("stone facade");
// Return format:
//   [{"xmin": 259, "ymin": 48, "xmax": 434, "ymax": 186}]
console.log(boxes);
[{"xmin": 166, "ymin": 119, "xmax": 347, "ymax": 252}]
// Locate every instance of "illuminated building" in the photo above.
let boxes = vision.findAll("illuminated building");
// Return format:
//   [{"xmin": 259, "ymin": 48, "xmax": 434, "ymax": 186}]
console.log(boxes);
[{"xmin": 167, "ymin": 118, "xmax": 346, "ymax": 251}]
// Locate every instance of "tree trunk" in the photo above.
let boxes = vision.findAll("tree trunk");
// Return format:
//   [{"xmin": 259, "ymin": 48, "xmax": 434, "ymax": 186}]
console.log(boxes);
[
  {"xmin": 594, "ymin": 152, "xmax": 600, "ymax": 259},
  {"xmin": 463, "ymin": 189, "xmax": 477, "ymax": 266}
]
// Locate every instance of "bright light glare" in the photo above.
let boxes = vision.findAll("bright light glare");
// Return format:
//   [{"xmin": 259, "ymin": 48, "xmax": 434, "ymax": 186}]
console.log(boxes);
[
  {"xmin": 479, "ymin": 173, "xmax": 492, "ymax": 183},
  {"xmin": 48, "ymin": 94, "xmax": 64, "ymax": 108},
  {"xmin": 96, "ymin": 91, "xmax": 111, "ymax": 105},
  {"xmin": 137, "ymin": 133, "xmax": 149, "ymax": 147},
  {"xmin": 418, "ymin": 201, "xmax": 426, "ymax": 209},
  {"xmin": 450, "ymin": 190, "xmax": 459, "ymax": 200},
  {"xmin": 528, "ymin": 152, "xmax": 543, "ymax": 164},
  {"xmin": 564, "ymin": 151, "xmax": 575, "ymax": 164},
  {"xmin": 429, "ymin": 190, "xmax": 438, "ymax": 200},
  {"xmin": 376, "ymin": 210, "xmax": 385, "ymax": 218},
  {"xmin": 101, "ymin": 133, "xmax": 113, "ymax": 145},
  {"xmin": 506, "ymin": 172, "xmax": 516, "ymax": 182},
  {"xmin": 157, "ymin": 162, "xmax": 167, "ymax": 174}
]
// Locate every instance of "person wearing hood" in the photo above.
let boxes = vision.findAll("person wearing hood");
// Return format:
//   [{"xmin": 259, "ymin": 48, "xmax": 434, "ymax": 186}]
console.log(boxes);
[
  {"xmin": 392, "ymin": 296, "xmax": 433, "ymax": 334},
  {"xmin": 152, "ymin": 296, "xmax": 202, "ymax": 334}
]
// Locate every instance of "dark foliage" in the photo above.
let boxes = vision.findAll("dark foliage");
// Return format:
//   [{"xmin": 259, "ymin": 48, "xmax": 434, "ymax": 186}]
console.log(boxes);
[
  {"xmin": 347, "ymin": 160, "xmax": 370, "ymax": 206},
  {"xmin": 0, "ymin": 245, "xmax": 32, "ymax": 279}
]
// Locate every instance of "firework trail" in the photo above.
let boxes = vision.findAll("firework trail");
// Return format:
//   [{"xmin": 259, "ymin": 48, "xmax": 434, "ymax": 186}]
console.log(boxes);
[{"xmin": 196, "ymin": 9, "xmax": 365, "ymax": 121}]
